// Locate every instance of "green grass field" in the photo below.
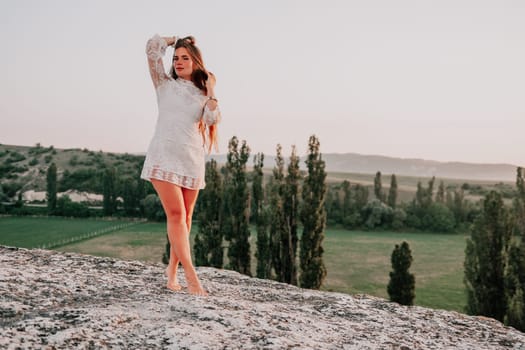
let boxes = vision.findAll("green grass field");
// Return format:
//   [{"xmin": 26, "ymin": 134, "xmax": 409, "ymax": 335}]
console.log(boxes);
[
  {"xmin": 322, "ymin": 228, "xmax": 467, "ymax": 312},
  {"xmin": 0, "ymin": 216, "xmax": 138, "ymax": 249},
  {"xmin": 55, "ymin": 222, "xmax": 171, "ymax": 263},
  {"xmin": 1, "ymin": 217, "xmax": 468, "ymax": 312}
]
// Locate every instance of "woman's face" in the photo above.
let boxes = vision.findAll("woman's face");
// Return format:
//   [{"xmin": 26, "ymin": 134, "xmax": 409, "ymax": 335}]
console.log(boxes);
[{"xmin": 173, "ymin": 47, "xmax": 194, "ymax": 80}]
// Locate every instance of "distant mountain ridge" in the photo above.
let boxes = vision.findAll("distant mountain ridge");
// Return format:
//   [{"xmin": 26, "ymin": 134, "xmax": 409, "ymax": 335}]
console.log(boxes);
[{"xmin": 208, "ymin": 152, "xmax": 520, "ymax": 182}]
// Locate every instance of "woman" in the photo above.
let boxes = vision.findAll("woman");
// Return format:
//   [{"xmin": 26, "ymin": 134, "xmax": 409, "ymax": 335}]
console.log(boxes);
[{"xmin": 141, "ymin": 34, "xmax": 221, "ymax": 296}]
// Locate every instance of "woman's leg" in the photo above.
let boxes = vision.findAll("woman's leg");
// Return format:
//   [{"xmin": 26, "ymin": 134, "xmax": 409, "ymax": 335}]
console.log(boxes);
[
  {"xmin": 165, "ymin": 187, "xmax": 199, "ymax": 288},
  {"xmin": 151, "ymin": 179, "xmax": 207, "ymax": 296}
]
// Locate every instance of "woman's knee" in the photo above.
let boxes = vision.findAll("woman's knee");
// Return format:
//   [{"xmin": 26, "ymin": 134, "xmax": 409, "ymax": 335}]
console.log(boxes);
[{"xmin": 165, "ymin": 207, "xmax": 186, "ymax": 223}]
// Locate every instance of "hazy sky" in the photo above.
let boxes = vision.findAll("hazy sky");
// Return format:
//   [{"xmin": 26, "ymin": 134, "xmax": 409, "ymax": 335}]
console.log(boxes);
[{"xmin": 1, "ymin": 0, "xmax": 524, "ymax": 165}]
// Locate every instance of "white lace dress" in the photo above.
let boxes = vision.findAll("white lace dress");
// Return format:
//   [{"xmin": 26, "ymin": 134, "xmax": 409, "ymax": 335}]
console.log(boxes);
[{"xmin": 140, "ymin": 35, "xmax": 220, "ymax": 190}]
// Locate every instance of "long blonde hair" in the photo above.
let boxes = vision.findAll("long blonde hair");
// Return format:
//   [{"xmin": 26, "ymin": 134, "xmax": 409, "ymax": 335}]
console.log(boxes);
[{"xmin": 170, "ymin": 36, "xmax": 219, "ymax": 154}]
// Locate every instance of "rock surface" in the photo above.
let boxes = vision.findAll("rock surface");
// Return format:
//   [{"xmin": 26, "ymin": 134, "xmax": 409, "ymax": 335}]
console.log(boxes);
[{"xmin": 0, "ymin": 245, "xmax": 524, "ymax": 349}]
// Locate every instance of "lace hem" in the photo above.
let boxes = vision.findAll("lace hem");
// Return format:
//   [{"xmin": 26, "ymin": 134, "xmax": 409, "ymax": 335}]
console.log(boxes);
[{"xmin": 141, "ymin": 167, "xmax": 204, "ymax": 190}]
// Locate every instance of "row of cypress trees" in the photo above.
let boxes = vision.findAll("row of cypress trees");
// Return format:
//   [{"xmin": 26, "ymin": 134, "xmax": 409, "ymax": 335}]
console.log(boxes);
[{"xmin": 194, "ymin": 135, "xmax": 327, "ymax": 289}]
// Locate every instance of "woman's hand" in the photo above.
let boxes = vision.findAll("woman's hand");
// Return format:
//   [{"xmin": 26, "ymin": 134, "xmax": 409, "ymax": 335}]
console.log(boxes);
[{"xmin": 205, "ymin": 71, "xmax": 216, "ymax": 91}]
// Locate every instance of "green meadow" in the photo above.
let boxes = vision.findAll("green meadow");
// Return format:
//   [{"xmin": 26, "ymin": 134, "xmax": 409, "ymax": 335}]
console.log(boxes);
[
  {"xmin": 1, "ymin": 217, "xmax": 467, "ymax": 312},
  {"xmin": 0, "ymin": 216, "xmax": 140, "ymax": 249}
]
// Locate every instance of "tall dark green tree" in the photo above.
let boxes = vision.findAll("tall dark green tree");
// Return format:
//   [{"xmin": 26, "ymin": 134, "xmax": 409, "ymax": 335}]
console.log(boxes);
[
  {"xmin": 374, "ymin": 171, "xmax": 385, "ymax": 202},
  {"xmin": 195, "ymin": 159, "xmax": 224, "ymax": 268},
  {"xmin": 514, "ymin": 167, "xmax": 525, "ymax": 236},
  {"xmin": 136, "ymin": 167, "xmax": 147, "ymax": 217},
  {"xmin": 299, "ymin": 135, "xmax": 327, "ymax": 289},
  {"xmin": 353, "ymin": 184, "xmax": 369, "ymax": 212},
  {"xmin": 436, "ymin": 181, "xmax": 445, "ymax": 204},
  {"xmin": 503, "ymin": 242, "xmax": 525, "ymax": 331},
  {"xmin": 282, "ymin": 145, "xmax": 301, "ymax": 285},
  {"xmin": 503, "ymin": 168, "xmax": 525, "ymax": 331},
  {"xmin": 253, "ymin": 153, "xmax": 271, "ymax": 279},
  {"xmin": 387, "ymin": 241, "xmax": 415, "ymax": 305},
  {"xmin": 452, "ymin": 188, "xmax": 466, "ymax": 224},
  {"xmin": 268, "ymin": 144, "xmax": 287, "ymax": 281},
  {"xmin": 223, "ymin": 137, "xmax": 252, "ymax": 276},
  {"xmin": 46, "ymin": 162, "xmax": 57, "ymax": 214},
  {"xmin": 464, "ymin": 191, "xmax": 512, "ymax": 321},
  {"xmin": 341, "ymin": 180, "xmax": 352, "ymax": 219},
  {"xmin": 103, "ymin": 167, "xmax": 117, "ymax": 216},
  {"xmin": 417, "ymin": 177, "xmax": 435, "ymax": 209},
  {"xmin": 122, "ymin": 178, "xmax": 137, "ymax": 216},
  {"xmin": 387, "ymin": 174, "xmax": 398, "ymax": 209}
]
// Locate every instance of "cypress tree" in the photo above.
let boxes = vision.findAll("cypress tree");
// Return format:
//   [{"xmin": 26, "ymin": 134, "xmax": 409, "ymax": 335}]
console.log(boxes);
[
  {"xmin": 503, "ymin": 168, "xmax": 525, "ymax": 330},
  {"xmin": 122, "ymin": 178, "xmax": 136, "ymax": 216},
  {"xmin": 341, "ymin": 180, "xmax": 352, "ymax": 220},
  {"xmin": 269, "ymin": 144, "xmax": 286, "ymax": 281},
  {"xmin": 504, "ymin": 243, "xmax": 525, "ymax": 331},
  {"xmin": 387, "ymin": 241, "xmax": 415, "ymax": 305},
  {"xmin": 436, "ymin": 181, "xmax": 445, "ymax": 204},
  {"xmin": 464, "ymin": 191, "xmax": 512, "ymax": 321},
  {"xmin": 136, "ymin": 167, "xmax": 146, "ymax": 217},
  {"xmin": 283, "ymin": 145, "xmax": 301, "ymax": 285},
  {"xmin": 253, "ymin": 153, "xmax": 271, "ymax": 279},
  {"xmin": 195, "ymin": 159, "xmax": 224, "ymax": 267},
  {"xmin": 103, "ymin": 167, "xmax": 117, "ymax": 216},
  {"xmin": 46, "ymin": 162, "xmax": 57, "ymax": 214},
  {"xmin": 514, "ymin": 167, "xmax": 525, "ymax": 236},
  {"xmin": 387, "ymin": 174, "xmax": 398, "ymax": 209},
  {"xmin": 453, "ymin": 188, "xmax": 466, "ymax": 223},
  {"xmin": 299, "ymin": 135, "xmax": 327, "ymax": 289},
  {"xmin": 223, "ymin": 137, "xmax": 251, "ymax": 276},
  {"xmin": 374, "ymin": 171, "xmax": 384, "ymax": 202},
  {"xmin": 353, "ymin": 184, "xmax": 369, "ymax": 213},
  {"xmin": 518, "ymin": 167, "xmax": 525, "ymax": 199}
]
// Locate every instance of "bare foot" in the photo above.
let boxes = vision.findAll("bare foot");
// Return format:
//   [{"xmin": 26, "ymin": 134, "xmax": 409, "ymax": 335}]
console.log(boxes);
[
  {"xmin": 165, "ymin": 265, "xmax": 182, "ymax": 291},
  {"xmin": 185, "ymin": 271, "xmax": 208, "ymax": 296}
]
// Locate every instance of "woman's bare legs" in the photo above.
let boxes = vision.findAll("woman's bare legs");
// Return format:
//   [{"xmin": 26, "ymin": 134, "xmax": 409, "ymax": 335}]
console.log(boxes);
[
  {"xmin": 151, "ymin": 179, "xmax": 207, "ymax": 296},
  {"xmin": 164, "ymin": 188, "xmax": 198, "ymax": 290}
]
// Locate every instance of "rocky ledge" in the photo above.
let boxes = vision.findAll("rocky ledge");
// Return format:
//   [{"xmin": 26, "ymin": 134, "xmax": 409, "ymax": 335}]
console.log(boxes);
[{"xmin": 0, "ymin": 245, "xmax": 524, "ymax": 349}]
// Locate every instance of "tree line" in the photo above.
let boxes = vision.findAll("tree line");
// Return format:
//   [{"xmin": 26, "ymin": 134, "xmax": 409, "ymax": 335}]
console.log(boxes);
[
  {"xmin": 193, "ymin": 135, "xmax": 327, "ymax": 289},
  {"xmin": 324, "ymin": 172, "xmax": 479, "ymax": 233},
  {"xmin": 385, "ymin": 167, "xmax": 525, "ymax": 332}
]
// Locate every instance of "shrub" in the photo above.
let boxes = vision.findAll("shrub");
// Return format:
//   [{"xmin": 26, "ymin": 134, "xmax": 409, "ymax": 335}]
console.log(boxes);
[
  {"xmin": 422, "ymin": 203, "xmax": 456, "ymax": 232},
  {"xmin": 55, "ymin": 195, "xmax": 90, "ymax": 217},
  {"xmin": 362, "ymin": 199, "xmax": 393, "ymax": 230},
  {"xmin": 143, "ymin": 194, "xmax": 165, "ymax": 221},
  {"xmin": 6, "ymin": 152, "xmax": 26, "ymax": 163}
]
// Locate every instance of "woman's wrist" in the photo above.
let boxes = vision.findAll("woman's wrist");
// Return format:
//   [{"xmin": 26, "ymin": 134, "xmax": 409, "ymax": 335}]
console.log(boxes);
[{"xmin": 162, "ymin": 36, "xmax": 177, "ymax": 46}]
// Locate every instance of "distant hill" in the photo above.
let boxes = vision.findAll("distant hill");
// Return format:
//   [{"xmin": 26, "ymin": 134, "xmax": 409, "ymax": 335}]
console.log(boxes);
[
  {"xmin": 0, "ymin": 143, "xmax": 518, "ymax": 201},
  {"xmin": 0, "ymin": 143, "xmax": 144, "ymax": 195},
  {"xmin": 208, "ymin": 152, "xmax": 520, "ymax": 182}
]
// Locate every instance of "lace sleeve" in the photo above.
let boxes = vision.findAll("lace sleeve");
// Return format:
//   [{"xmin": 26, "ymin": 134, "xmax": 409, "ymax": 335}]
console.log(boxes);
[
  {"xmin": 146, "ymin": 34, "xmax": 170, "ymax": 88},
  {"xmin": 202, "ymin": 104, "xmax": 221, "ymax": 126}
]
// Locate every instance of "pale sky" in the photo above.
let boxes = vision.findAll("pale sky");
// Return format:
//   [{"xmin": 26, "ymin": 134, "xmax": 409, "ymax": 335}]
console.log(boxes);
[{"xmin": 1, "ymin": 0, "xmax": 524, "ymax": 165}]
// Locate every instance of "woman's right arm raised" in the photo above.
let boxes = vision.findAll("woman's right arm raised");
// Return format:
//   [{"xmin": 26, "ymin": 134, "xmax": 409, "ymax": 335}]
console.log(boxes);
[{"xmin": 145, "ymin": 35, "xmax": 176, "ymax": 88}]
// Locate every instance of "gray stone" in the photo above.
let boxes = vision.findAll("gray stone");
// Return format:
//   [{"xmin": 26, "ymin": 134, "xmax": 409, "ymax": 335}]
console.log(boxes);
[{"xmin": 0, "ymin": 245, "xmax": 524, "ymax": 349}]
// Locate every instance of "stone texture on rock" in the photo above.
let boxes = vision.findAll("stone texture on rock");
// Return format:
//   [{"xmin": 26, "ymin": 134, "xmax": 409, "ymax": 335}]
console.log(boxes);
[{"xmin": 0, "ymin": 245, "xmax": 524, "ymax": 349}]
